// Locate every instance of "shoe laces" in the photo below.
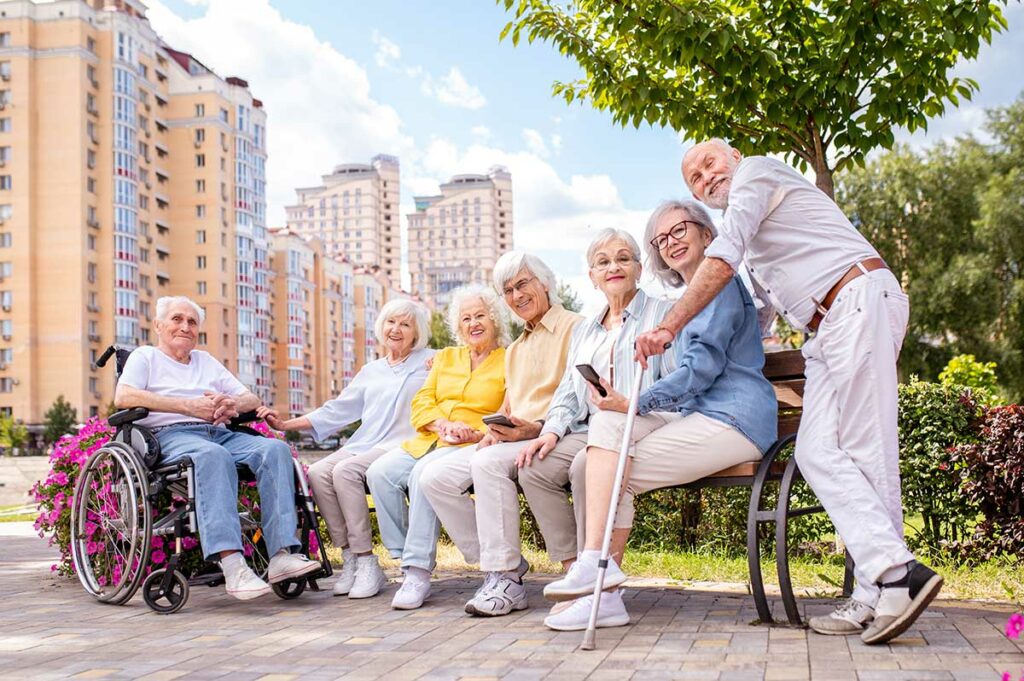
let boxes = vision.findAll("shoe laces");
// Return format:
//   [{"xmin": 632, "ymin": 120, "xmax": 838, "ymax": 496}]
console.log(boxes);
[{"xmin": 836, "ymin": 598, "xmax": 869, "ymax": 617}]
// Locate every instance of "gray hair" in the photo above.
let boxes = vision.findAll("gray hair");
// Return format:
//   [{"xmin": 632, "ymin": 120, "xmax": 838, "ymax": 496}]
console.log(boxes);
[
  {"xmin": 446, "ymin": 284, "xmax": 511, "ymax": 348},
  {"xmin": 585, "ymin": 228, "xmax": 642, "ymax": 268},
  {"xmin": 156, "ymin": 296, "xmax": 205, "ymax": 324},
  {"xmin": 492, "ymin": 251, "xmax": 558, "ymax": 306},
  {"xmin": 643, "ymin": 200, "xmax": 717, "ymax": 288},
  {"xmin": 374, "ymin": 298, "xmax": 431, "ymax": 351}
]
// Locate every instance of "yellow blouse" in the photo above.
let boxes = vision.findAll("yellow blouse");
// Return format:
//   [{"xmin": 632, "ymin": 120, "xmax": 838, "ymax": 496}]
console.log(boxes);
[{"xmin": 403, "ymin": 345, "xmax": 506, "ymax": 457}]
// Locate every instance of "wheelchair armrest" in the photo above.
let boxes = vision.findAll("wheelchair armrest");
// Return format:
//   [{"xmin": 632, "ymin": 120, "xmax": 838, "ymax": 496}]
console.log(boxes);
[
  {"xmin": 229, "ymin": 410, "xmax": 259, "ymax": 427},
  {"xmin": 108, "ymin": 407, "xmax": 149, "ymax": 428}
]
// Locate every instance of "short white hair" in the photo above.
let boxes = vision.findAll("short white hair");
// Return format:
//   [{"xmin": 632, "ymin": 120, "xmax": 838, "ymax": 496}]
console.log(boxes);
[
  {"xmin": 643, "ymin": 200, "xmax": 717, "ymax": 288},
  {"xmin": 374, "ymin": 298, "xmax": 431, "ymax": 351},
  {"xmin": 586, "ymin": 228, "xmax": 642, "ymax": 268},
  {"xmin": 492, "ymin": 251, "xmax": 558, "ymax": 306},
  {"xmin": 156, "ymin": 296, "xmax": 205, "ymax": 325},
  {"xmin": 446, "ymin": 284, "xmax": 511, "ymax": 348}
]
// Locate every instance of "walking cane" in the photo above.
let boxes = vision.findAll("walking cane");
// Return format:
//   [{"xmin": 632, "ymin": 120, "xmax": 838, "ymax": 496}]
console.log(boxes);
[{"xmin": 580, "ymin": 362, "xmax": 648, "ymax": 651}]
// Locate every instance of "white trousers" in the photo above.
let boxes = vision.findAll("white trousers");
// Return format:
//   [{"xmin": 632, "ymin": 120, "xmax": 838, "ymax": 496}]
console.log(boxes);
[{"xmin": 795, "ymin": 268, "xmax": 914, "ymax": 606}]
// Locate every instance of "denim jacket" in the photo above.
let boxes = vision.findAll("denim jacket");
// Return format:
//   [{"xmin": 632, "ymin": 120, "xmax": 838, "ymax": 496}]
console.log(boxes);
[{"xmin": 637, "ymin": 276, "xmax": 778, "ymax": 453}]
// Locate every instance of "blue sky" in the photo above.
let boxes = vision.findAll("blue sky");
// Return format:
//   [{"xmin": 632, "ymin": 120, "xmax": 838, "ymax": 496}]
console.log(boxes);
[{"xmin": 151, "ymin": 0, "xmax": 1024, "ymax": 312}]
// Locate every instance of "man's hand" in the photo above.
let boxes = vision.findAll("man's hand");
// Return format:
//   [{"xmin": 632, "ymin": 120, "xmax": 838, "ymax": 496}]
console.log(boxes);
[
  {"xmin": 633, "ymin": 327, "xmax": 674, "ymax": 369},
  {"xmin": 517, "ymin": 432, "xmax": 558, "ymax": 468},
  {"xmin": 587, "ymin": 378, "xmax": 629, "ymax": 413},
  {"xmin": 488, "ymin": 414, "xmax": 543, "ymax": 443},
  {"xmin": 476, "ymin": 432, "xmax": 498, "ymax": 450},
  {"xmin": 208, "ymin": 392, "xmax": 239, "ymax": 426},
  {"xmin": 256, "ymin": 405, "xmax": 284, "ymax": 431},
  {"xmin": 187, "ymin": 393, "xmax": 224, "ymax": 423}
]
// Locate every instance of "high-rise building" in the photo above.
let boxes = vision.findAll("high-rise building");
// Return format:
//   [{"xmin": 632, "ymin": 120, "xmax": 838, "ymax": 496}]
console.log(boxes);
[
  {"xmin": 284, "ymin": 155, "xmax": 400, "ymax": 290},
  {"xmin": 0, "ymin": 0, "xmax": 269, "ymax": 425},
  {"xmin": 407, "ymin": 166, "xmax": 513, "ymax": 309}
]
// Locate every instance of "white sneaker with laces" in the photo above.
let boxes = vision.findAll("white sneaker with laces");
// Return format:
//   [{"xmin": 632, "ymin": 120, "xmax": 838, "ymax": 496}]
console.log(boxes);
[
  {"xmin": 543, "ymin": 551, "xmax": 626, "ymax": 602},
  {"xmin": 333, "ymin": 549, "xmax": 358, "ymax": 597},
  {"xmin": 223, "ymin": 557, "xmax": 272, "ymax": 601},
  {"xmin": 348, "ymin": 555, "xmax": 387, "ymax": 599},
  {"xmin": 543, "ymin": 590, "xmax": 630, "ymax": 631},
  {"xmin": 465, "ymin": 575, "xmax": 528, "ymax": 616},
  {"xmin": 808, "ymin": 598, "xmax": 875, "ymax": 635},
  {"xmin": 391, "ymin": 567, "xmax": 431, "ymax": 610},
  {"xmin": 267, "ymin": 551, "xmax": 320, "ymax": 584}
]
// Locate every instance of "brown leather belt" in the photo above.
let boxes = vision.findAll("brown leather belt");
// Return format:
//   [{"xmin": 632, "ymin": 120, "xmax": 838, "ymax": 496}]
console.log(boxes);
[{"xmin": 808, "ymin": 257, "xmax": 888, "ymax": 332}]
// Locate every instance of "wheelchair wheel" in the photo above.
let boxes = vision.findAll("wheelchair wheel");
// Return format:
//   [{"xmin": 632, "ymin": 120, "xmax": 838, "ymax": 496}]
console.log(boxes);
[
  {"xmin": 239, "ymin": 511, "xmax": 271, "ymax": 579},
  {"xmin": 142, "ymin": 569, "xmax": 189, "ymax": 614},
  {"xmin": 71, "ymin": 443, "xmax": 152, "ymax": 605},
  {"xmin": 272, "ymin": 578, "xmax": 306, "ymax": 600}
]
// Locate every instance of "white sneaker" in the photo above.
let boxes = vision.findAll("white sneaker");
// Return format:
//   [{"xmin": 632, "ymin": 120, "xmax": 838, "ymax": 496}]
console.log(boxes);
[
  {"xmin": 465, "ymin": 575, "xmax": 528, "ymax": 616},
  {"xmin": 224, "ymin": 559, "xmax": 272, "ymax": 601},
  {"xmin": 808, "ymin": 598, "xmax": 875, "ymax": 635},
  {"xmin": 267, "ymin": 551, "xmax": 320, "ymax": 584},
  {"xmin": 543, "ymin": 590, "xmax": 630, "ymax": 631},
  {"xmin": 333, "ymin": 549, "xmax": 358, "ymax": 596},
  {"xmin": 391, "ymin": 567, "xmax": 431, "ymax": 610},
  {"xmin": 543, "ymin": 551, "xmax": 626, "ymax": 602},
  {"xmin": 348, "ymin": 555, "xmax": 387, "ymax": 599},
  {"xmin": 862, "ymin": 561, "xmax": 943, "ymax": 645}
]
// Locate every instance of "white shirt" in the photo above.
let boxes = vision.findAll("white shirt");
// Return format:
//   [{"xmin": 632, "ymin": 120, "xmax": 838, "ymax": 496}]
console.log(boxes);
[
  {"xmin": 118, "ymin": 346, "xmax": 249, "ymax": 429},
  {"xmin": 705, "ymin": 156, "xmax": 879, "ymax": 331}
]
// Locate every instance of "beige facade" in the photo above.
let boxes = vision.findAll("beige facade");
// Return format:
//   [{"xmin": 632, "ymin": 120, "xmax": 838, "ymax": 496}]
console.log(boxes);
[
  {"xmin": 0, "ymin": 0, "xmax": 269, "ymax": 425},
  {"xmin": 352, "ymin": 268, "xmax": 384, "ymax": 369},
  {"xmin": 285, "ymin": 155, "xmax": 400, "ymax": 290},
  {"xmin": 407, "ymin": 166, "xmax": 513, "ymax": 309}
]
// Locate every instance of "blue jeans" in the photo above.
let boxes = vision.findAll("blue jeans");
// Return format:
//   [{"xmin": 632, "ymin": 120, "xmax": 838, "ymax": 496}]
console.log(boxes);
[
  {"xmin": 155, "ymin": 424, "xmax": 301, "ymax": 561},
  {"xmin": 365, "ymin": 444, "xmax": 462, "ymax": 572}
]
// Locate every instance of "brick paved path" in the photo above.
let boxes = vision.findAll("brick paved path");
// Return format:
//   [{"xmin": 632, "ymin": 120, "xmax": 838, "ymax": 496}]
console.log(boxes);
[{"xmin": 1, "ymin": 523, "xmax": 1021, "ymax": 680}]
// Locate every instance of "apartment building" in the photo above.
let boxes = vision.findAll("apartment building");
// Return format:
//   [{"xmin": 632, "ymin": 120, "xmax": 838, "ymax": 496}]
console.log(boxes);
[
  {"xmin": 0, "ymin": 0, "xmax": 269, "ymax": 425},
  {"xmin": 353, "ymin": 268, "xmax": 384, "ymax": 369},
  {"xmin": 285, "ymin": 155, "xmax": 400, "ymax": 290},
  {"xmin": 407, "ymin": 166, "xmax": 513, "ymax": 309}
]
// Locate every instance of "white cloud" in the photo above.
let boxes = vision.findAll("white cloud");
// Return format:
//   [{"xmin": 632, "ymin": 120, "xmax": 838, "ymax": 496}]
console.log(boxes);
[
  {"xmin": 146, "ymin": 0, "xmax": 414, "ymax": 227},
  {"xmin": 521, "ymin": 128, "xmax": 549, "ymax": 157},
  {"xmin": 422, "ymin": 67, "xmax": 487, "ymax": 110},
  {"xmin": 470, "ymin": 125, "xmax": 492, "ymax": 142},
  {"xmin": 550, "ymin": 133, "xmax": 563, "ymax": 154},
  {"xmin": 371, "ymin": 30, "xmax": 402, "ymax": 70}
]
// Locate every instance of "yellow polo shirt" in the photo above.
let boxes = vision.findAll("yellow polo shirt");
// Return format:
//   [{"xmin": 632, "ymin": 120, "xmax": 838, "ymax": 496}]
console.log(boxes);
[
  {"xmin": 403, "ymin": 345, "xmax": 506, "ymax": 457},
  {"xmin": 505, "ymin": 304, "xmax": 583, "ymax": 423}
]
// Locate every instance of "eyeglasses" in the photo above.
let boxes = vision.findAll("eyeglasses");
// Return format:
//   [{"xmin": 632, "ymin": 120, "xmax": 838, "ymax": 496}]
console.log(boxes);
[
  {"xmin": 591, "ymin": 254, "xmax": 638, "ymax": 272},
  {"xmin": 649, "ymin": 220, "xmax": 704, "ymax": 251},
  {"xmin": 502, "ymin": 276, "xmax": 537, "ymax": 297}
]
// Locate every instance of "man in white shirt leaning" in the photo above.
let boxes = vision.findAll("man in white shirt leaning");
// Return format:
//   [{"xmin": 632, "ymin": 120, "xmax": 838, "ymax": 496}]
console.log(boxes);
[{"xmin": 635, "ymin": 139, "xmax": 941, "ymax": 645}]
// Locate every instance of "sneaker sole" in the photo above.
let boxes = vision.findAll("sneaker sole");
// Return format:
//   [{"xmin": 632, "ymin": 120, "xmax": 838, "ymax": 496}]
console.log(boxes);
[
  {"xmin": 391, "ymin": 597, "xmax": 428, "ymax": 610},
  {"xmin": 543, "ymin": 612, "xmax": 630, "ymax": 632},
  {"xmin": 808, "ymin": 620, "xmax": 869, "ymax": 636},
  {"xmin": 227, "ymin": 586, "xmax": 272, "ymax": 601},
  {"xmin": 464, "ymin": 599, "xmax": 528, "ymax": 617},
  {"xmin": 543, "ymin": 573, "xmax": 627, "ymax": 602},
  {"xmin": 269, "ymin": 561, "xmax": 321, "ymax": 585},
  {"xmin": 861, "ymin": 574, "xmax": 944, "ymax": 645}
]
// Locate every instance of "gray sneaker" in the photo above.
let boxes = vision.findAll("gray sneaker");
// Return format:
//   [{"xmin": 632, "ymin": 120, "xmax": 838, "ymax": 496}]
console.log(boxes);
[
  {"xmin": 808, "ymin": 598, "xmax": 875, "ymax": 635},
  {"xmin": 465, "ymin": 574, "xmax": 528, "ymax": 616}
]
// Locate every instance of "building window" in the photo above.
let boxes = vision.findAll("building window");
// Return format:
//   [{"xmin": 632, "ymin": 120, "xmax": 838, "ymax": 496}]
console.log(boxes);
[
  {"xmin": 196, "ymin": 179, "xmax": 205, "ymax": 193},
  {"xmin": 87, "ymin": 177, "xmax": 96, "ymax": 193},
  {"xmin": 0, "ymin": 34, "xmax": 10, "ymax": 49},
  {"xmin": 196, "ymin": 256, "xmax": 206, "ymax": 269},
  {"xmin": 0, "ymin": 234, "xmax": 10, "ymax": 248},
  {"xmin": 197, "ymin": 281, "xmax": 207, "ymax": 295},
  {"xmin": 195, "ymin": 128, "xmax": 205, "ymax": 143},
  {"xmin": 0, "ymin": 176, "xmax": 11, "ymax": 190},
  {"xmin": 87, "ymin": 234, "xmax": 96, "ymax": 251},
  {"xmin": 86, "ymin": 36, "xmax": 95, "ymax": 53},
  {"xmin": 87, "ymin": 262, "xmax": 96, "ymax": 283},
  {"xmin": 195, "ymin": 103, "xmax": 205, "ymax": 117},
  {"xmin": 0, "ymin": 118, "xmax": 9, "ymax": 133},
  {"xmin": 196, "ymin": 154, "xmax": 205, "ymax": 167},
  {"xmin": 0, "ymin": 378, "xmax": 12, "ymax": 393},
  {"xmin": 196, "ymin": 230, "xmax": 206, "ymax": 244},
  {"xmin": 196, "ymin": 205, "xmax": 206, "ymax": 218}
]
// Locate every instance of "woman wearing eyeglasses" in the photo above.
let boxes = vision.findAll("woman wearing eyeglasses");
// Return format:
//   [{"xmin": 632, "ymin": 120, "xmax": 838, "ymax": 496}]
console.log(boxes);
[
  {"xmin": 540, "ymin": 200, "xmax": 777, "ymax": 632},
  {"xmin": 515, "ymin": 227, "xmax": 679, "ymax": 624}
]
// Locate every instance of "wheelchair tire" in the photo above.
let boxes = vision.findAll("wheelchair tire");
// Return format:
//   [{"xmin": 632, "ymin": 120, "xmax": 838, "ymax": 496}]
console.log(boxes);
[
  {"xmin": 142, "ymin": 568, "xmax": 189, "ymax": 614},
  {"xmin": 71, "ymin": 443, "xmax": 152, "ymax": 605},
  {"xmin": 272, "ymin": 578, "xmax": 306, "ymax": 600}
]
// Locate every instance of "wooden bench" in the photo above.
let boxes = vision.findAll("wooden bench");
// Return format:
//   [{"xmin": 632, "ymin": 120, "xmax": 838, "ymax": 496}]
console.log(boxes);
[{"xmin": 662, "ymin": 348, "xmax": 853, "ymax": 627}]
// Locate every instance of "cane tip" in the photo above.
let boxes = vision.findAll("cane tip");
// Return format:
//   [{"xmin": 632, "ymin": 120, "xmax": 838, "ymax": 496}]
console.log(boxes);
[{"xmin": 580, "ymin": 629, "xmax": 597, "ymax": 650}]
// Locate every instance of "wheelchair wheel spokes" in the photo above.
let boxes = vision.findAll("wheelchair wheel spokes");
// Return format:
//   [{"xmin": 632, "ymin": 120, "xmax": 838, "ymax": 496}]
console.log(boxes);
[
  {"xmin": 71, "ymin": 444, "xmax": 152, "ymax": 605},
  {"xmin": 239, "ymin": 511, "xmax": 270, "ymax": 580}
]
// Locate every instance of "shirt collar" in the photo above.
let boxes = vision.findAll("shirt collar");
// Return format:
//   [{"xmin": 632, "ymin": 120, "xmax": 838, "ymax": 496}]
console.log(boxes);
[
  {"xmin": 588, "ymin": 288, "xmax": 648, "ymax": 330},
  {"xmin": 524, "ymin": 304, "xmax": 565, "ymax": 335}
]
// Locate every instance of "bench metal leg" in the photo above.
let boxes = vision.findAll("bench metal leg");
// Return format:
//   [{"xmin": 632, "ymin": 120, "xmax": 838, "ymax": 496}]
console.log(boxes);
[
  {"xmin": 775, "ymin": 457, "xmax": 804, "ymax": 626},
  {"xmin": 842, "ymin": 549, "xmax": 855, "ymax": 598},
  {"xmin": 747, "ymin": 437, "xmax": 794, "ymax": 625}
]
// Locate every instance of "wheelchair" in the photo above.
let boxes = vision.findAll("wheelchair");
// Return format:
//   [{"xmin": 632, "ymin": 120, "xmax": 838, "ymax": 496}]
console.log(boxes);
[{"xmin": 69, "ymin": 345, "xmax": 333, "ymax": 614}]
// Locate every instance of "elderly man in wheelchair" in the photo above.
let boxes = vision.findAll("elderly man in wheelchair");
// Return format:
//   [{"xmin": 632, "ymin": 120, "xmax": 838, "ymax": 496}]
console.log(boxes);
[{"xmin": 112, "ymin": 295, "xmax": 320, "ymax": 601}]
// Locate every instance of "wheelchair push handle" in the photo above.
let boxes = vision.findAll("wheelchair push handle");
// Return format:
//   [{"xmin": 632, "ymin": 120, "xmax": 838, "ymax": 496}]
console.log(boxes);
[{"xmin": 94, "ymin": 345, "xmax": 117, "ymax": 370}]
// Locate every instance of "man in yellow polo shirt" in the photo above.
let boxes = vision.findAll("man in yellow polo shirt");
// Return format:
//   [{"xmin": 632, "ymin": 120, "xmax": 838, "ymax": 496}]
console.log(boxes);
[{"xmin": 420, "ymin": 251, "xmax": 583, "ymax": 616}]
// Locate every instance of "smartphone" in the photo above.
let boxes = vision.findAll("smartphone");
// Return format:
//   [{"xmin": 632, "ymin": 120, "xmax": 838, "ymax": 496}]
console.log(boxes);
[
  {"xmin": 575, "ymin": 364, "xmax": 608, "ymax": 397},
  {"xmin": 482, "ymin": 413, "xmax": 516, "ymax": 428}
]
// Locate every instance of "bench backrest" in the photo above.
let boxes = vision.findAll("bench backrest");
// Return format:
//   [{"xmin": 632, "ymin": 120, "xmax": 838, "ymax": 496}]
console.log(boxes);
[{"xmin": 763, "ymin": 349, "xmax": 805, "ymax": 440}]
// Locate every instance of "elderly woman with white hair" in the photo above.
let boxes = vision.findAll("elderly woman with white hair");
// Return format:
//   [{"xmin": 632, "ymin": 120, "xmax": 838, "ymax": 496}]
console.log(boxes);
[
  {"xmin": 514, "ymin": 228, "xmax": 679, "ymax": 622},
  {"xmin": 366, "ymin": 284, "xmax": 510, "ymax": 610},
  {"xmin": 257, "ymin": 298, "xmax": 434, "ymax": 600},
  {"xmin": 541, "ymin": 200, "xmax": 777, "ymax": 631},
  {"xmin": 115, "ymin": 296, "xmax": 320, "ymax": 601},
  {"xmin": 419, "ymin": 251, "xmax": 583, "ymax": 617}
]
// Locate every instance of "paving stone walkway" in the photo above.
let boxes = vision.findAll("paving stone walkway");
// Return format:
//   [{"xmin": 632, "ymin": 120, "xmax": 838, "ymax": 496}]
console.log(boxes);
[{"xmin": 1, "ymin": 522, "xmax": 1021, "ymax": 680}]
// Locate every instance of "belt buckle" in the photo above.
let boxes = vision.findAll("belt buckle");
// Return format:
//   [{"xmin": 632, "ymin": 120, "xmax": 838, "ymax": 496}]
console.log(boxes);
[{"xmin": 810, "ymin": 296, "xmax": 829, "ymax": 318}]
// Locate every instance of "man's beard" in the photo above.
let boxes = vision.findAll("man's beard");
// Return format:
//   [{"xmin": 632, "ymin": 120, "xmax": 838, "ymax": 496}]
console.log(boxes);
[{"xmin": 702, "ymin": 185, "xmax": 729, "ymax": 210}]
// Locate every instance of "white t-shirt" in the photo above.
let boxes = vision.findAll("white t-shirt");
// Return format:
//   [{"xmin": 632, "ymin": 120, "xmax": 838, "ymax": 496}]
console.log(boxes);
[{"xmin": 118, "ymin": 346, "xmax": 249, "ymax": 429}]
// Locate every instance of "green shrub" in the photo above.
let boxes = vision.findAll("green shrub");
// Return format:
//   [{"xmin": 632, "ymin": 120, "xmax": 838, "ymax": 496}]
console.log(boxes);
[{"xmin": 939, "ymin": 354, "xmax": 1001, "ymax": 405}]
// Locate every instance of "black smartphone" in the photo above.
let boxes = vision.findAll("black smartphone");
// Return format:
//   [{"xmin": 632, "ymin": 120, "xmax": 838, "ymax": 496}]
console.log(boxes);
[
  {"xmin": 482, "ymin": 413, "xmax": 516, "ymax": 428},
  {"xmin": 575, "ymin": 364, "xmax": 608, "ymax": 397}
]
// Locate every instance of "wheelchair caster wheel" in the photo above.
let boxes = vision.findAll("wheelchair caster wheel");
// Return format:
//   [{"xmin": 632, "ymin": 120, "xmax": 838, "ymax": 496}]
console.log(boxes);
[
  {"xmin": 272, "ymin": 578, "xmax": 306, "ymax": 600},
  {"xmin": 142, "ymin": 569, "xmax": 189, "ymax": 614}
]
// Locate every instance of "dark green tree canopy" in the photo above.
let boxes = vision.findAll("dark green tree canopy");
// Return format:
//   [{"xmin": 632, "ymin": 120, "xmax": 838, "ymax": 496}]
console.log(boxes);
[
  {"xmin": 43, "ymin": 395, "xmax": 78, "ymax": 445},
  {"xmin": 500, "ymin": 0, "xmax": 1010, "ymax": 196}
]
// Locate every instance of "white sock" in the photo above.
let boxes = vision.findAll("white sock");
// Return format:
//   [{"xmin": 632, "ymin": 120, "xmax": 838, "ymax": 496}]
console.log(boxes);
[
  {"xmin": 580, "ymin": 549, "xmax": 601, "ymax": 561},
  {"xmin": 405, "ymin": 566, "xmax": 430, "ymax": 580},
  {"xmin": 221, "ymin": 552, "xmax": 245, "ymax": 572}
]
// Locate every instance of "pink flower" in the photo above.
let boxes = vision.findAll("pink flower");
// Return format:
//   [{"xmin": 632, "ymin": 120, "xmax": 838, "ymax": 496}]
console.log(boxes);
[
  {"xmin": 1007, "ymin": 613, "xmax": 1024, "ymax": 640},
  {"xmin": 181, "ymin": 536, "xmax": 199, "ymax": 551},
  {"xmin": 151, "ymin": 535, "xmax": 164, "ymax": 549},
  {"xmin": 150, "ymin": 550, "xmax": 167, "ymax": 565}
]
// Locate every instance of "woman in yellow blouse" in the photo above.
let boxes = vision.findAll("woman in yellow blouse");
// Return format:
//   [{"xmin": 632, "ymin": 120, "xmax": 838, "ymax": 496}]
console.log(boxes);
[{"xmin": 366, "ymin": 284, "xmax": 509, "ymax": 610}]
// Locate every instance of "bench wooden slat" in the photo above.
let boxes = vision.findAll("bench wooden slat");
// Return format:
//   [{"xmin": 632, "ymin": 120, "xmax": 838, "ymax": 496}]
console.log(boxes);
[
  {"xmin": 778, "ymin": 412, "xmax": 801, "ymax": 439},
  {"xmin": 706, "ymin": 460, "xmax": 787, "ymax": 478},
  {"xmin": 773, "ymin": 379, "xmax": 804, "ymax": 408},
  {"xmin": 763, "ymin": 349, "xmax": 805, "ymax": 380}
]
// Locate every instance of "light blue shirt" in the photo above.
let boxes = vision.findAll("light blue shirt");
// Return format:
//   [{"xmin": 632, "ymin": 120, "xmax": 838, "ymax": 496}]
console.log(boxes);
[
  {"xmin": 306, "ymin": 347, "xmax": 435, "ymax": 454},
  {"xmin": 637, "ymin": 276, "xmax": 778, "ymax": 453},
  {"xmin": 542, "ymin": 289, "xmax": 678, "ymax": 438}
]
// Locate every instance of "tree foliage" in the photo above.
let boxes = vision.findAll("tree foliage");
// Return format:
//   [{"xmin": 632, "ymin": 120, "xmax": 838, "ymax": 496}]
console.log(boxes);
[
  {"xmin": 43, "ymin": 394, "xmax": 79, "ymax": 445},
  {"xmin": 0, "ymin": 414, "xmax": 28, "ymax": 450},
  {"xmin": 428, "ymin": 310, "xmax": 455, "ymax": 349},
  {"xmin": 836, "ymin": 95, "xmax": 1024, "ymax": 400},
  {"xmin": 499, "ymin": 0, "xmax": 1009, "ymax": 195}
]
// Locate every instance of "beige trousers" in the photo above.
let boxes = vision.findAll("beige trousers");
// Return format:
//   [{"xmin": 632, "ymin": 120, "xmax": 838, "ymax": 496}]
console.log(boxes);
[
  {"xmin": 584, "ymin": 411, "xmax": 761, "ymax": 529},
  {"xmin": 306, "ymin": 447, "xmax": 387, "ymax": 554},
  {"xmin": 517, "ymin": 432, "xmax": 589, "ymax": 564}
]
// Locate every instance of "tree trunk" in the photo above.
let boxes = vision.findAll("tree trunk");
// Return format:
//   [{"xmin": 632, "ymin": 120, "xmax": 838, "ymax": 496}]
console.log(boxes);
[
  {"xmin": 679, "ymin": 489, "xmax": 702, "ymax": 549},
  {"xmin": 812, "ymin": 154, "xmax": 835, "ymax": 199}
]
